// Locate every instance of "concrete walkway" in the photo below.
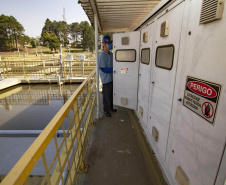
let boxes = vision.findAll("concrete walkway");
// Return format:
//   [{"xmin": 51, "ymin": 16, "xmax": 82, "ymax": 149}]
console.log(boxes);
[{"xmin": 81, "ymin": 106, "xmax": 167, "ymax": 185}]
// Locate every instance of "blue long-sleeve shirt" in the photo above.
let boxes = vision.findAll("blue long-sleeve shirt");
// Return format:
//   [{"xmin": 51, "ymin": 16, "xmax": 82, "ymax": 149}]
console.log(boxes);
[
  {"xmin": 100, "ymin": 67, "xmax": 113, "ymax": 73},
  {"xmin": 99, "ymin": 50, "xmax": 113, "ymax": 84}
]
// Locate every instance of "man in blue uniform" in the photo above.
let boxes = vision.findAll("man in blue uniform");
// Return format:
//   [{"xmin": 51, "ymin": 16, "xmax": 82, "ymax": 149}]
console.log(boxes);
[{"xmin": 99, "ymin": 35, "xmax": 117, "ymax": 117}]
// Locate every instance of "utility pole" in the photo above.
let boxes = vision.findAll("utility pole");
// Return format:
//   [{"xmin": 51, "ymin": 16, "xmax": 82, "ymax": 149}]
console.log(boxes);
[
  {"xmin": 62, "ymin": 7, "xmax": 66, "ymax": 22},
  {"xmin": 35, "ymin": 40, "xmax": 38, "ymax": 56}
]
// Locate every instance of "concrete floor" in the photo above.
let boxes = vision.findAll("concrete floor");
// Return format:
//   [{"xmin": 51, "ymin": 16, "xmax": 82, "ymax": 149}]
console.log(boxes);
[{"xmin": 81, "ymin": 106, "xmax": 157, "ymax": 185}]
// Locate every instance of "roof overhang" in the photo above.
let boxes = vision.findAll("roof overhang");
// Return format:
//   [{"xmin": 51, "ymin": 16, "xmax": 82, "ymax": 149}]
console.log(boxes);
[{"xmin": 78, "ymin": 0, "xmax": 168, "ymax": 33}]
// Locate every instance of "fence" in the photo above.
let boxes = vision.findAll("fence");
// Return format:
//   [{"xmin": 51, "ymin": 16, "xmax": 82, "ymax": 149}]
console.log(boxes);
[
  {"xmin": 0, "ymin": 85, "xmax": 78, "ymax": 106},
  {"xmin": 0, "ymin": 69, "xmax": 97, "ymax": 185},
  {"xmin": 0, "ymin": 60, "xmax": 96, "ymax": 79},
  {"xmin": 2, "ymin": 54, "xmax": 95, "ymax": 62}
]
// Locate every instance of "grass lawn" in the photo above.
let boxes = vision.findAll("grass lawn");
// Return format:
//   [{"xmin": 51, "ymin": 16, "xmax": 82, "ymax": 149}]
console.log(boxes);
[{"xmin": 0, "ymin": 46, "xmax": 97, "ymax": 60}]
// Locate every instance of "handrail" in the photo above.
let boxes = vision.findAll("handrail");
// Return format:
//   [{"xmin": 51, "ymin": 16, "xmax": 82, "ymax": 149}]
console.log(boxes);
[
  {"xmin": 0, "ymin": 69, "xmax": 97, "ymax": 185},
  {"xmin": 0, "ymin": 60, "xmax": 96, "ymax": 78}
]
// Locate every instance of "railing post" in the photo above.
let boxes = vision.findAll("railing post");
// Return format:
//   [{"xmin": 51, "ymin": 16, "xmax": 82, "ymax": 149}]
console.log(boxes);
[
  {"xmin": 4, "ymin": 61, "xmax": 6, "ymax": 78},
  {"xmin": 69, "ymin": 62, "xmax": 72, "ymax": 77},
  {"xmin": 23, "ymin": 61, "xmax": 26, "ymax": 78},
  {"xmin": 63, "ymin": 61, "xmax": 65, "ymax": 78},
  {"xmin": 0, "ymin": 58, "xmax": 1, "ymax": 79},
  {"xmin": 82, "ymin": 61, "xmax": 84, "ymax": 77},
  {"xmin": 43, "ymin": 61, "xmax": 46, "ymax": 79},
  {"xmin": 95, "ymin": 14, "xmax": 100, "ymax": 119},
  {"xmin": 0, "ymin": 61, "xmax": 3, "ymax": 79},
  {"xmin": 60, "ymin": 45, "xmax": 63, "ymax": 78},
  {"xmin": 88, "ymin": 79, "xmax": 95, "ymax": 125}
]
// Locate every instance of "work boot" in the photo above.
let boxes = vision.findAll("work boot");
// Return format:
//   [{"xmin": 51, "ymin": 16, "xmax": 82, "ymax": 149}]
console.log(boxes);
[
  {"xmin": 110, "ymin": 108, "xmax": 117, "ymax": 112},
  {"xmin": 104, "ymin": 112, "xmax": 111, "ymax": 117}
]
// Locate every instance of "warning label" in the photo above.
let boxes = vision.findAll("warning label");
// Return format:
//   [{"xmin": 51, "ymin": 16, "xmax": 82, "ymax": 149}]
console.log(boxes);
[
  {"xmin": 183, "ymin": 76, "xmax": 222, "ymax": 124},
  {"xmin": 121, "ymin": 68, "xmax": 128, "ymax": 74}
]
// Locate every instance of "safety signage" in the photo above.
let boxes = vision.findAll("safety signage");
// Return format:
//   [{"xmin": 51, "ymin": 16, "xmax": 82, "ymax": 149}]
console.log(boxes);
[
  {"xmin": 121, "ymin": 68, "xmax": 128, "ymax": 74},
  {"xmin": 183, "ymin": 76, "xmax": 222, "ymax": 124}
]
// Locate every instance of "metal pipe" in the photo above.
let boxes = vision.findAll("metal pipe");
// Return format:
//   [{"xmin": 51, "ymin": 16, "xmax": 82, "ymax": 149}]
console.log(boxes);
[
  {"xmin": 95, "ymin": 14, "xmax": 100, "ymax": 119},
  {"xmin": 0, "ymin": 130, "xmax": 66, "ymax": 135},
  {"xmin": 59, "ymin": 44, "xmax": 63, "ymax": 78},
  {"xmin": 101, "ymin": 35, "xmax": 103, "ymax": 50},
  {"xmin": 0, "ymin": 130, "xmax": 67, "ymax": 136},
  {"xmin": 57, "ymin": 75, "xmax": 61, "ymax": 86}
]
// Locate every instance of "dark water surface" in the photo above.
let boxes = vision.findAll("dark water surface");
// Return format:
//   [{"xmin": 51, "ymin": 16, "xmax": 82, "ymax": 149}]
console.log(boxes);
[{"xmin": 0, "ymin": 84, "xmax": 80, "ymax": 130}]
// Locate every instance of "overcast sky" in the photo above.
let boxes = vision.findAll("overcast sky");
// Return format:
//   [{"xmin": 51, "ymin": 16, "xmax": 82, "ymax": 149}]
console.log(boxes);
[{"xmin": 0, "ymin": 0, "xmax": 90, "ymax": 38}]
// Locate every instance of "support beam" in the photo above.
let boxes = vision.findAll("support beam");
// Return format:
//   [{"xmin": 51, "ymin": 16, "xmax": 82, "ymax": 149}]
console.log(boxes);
[
  {"xmin": 90, "ymin": 0, "xmax": 102, "ymax": 31},
  {"xmin": 95, "ymin": 14, "xmax": 100, "ymax": 119},
  {"xmin": 100, "ymin": 35, "xmax": 103, "ymax": 50}
]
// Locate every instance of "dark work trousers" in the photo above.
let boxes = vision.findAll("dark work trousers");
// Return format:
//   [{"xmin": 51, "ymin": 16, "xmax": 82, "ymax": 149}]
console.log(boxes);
[{"xmin": 102, "ymin": 81, "xmax": 113, "ymax": 113}]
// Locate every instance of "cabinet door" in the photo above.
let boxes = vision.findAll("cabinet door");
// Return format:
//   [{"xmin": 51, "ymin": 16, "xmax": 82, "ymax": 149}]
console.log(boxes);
[{"xmin": 113, "ymin": 31, "xmax": 140, "ymax": 110}]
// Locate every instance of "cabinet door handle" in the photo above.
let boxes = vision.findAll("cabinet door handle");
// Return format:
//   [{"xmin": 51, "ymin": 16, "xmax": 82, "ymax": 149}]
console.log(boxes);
[{"xmin": 178, "ymin": 98, "xmax": 182, "ymax": 102}]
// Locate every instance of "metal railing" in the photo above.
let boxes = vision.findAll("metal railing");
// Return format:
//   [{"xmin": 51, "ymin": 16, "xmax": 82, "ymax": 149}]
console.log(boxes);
[
  {"xmin": 0, "ymin": 85, "xmax": 78, "ymax": 106},
  {"xmin": 0, "ymin": 60, "xmax": 96, "ymax": 79},
  {"xmin": 1, "ymin": 54, "xmax": 95, "ymax": 61},
  {"xmin": 0, "ymin": 69, "xmax": 97, "ymax": 185}
]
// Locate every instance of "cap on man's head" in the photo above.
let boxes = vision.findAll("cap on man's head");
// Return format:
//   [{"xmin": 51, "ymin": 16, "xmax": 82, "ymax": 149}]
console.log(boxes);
[{"xmin": 102, "ymin": 35, "xmax": 112, "ymax": 43}]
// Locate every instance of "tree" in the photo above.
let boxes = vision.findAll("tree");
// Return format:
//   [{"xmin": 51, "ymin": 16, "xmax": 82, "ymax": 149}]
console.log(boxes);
[
  {"xmin": 9, "ymin": 16, "xmax": 24, "ymax": 49},
  {"xmin": 79, "ymin": 21, "xmax": 94, "ymax": 52},
  {"xmin": 30, "ymin": 37, "xmax": 40, "ymax": 48},
  {"xmin": 18, "ymin": 35, "xmax": 30, "ymax": 46},
  {"xmin": 42, "ymin": 31, "xmax": 60, "ymax": 52},
  {"xmin": 56, "ymin": 21, "xmax": 70, "ymax": 46},
  {"xmin": 0, "ymin": 14, "xmax": 9, "ymax": 50},
  {"xmin": 41, "ymin": 18, "xmax": 53, "ymax": 33},
  {"xmin": 70, "ymin": 22, "xmax": 80, "ymax": 42},
  {"xmin": 41, "ymin": 19, "xmax": 69, "ymax": 46},
  {"xmin": 0, "ymin": 14, "xmax": 24, "ymax": 50}
]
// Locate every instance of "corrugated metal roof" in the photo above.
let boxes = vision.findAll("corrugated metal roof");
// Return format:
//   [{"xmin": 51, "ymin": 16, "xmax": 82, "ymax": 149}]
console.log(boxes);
[{"xmin": 78, "ymin": 0, "xmax": 162, "ymax": 33}]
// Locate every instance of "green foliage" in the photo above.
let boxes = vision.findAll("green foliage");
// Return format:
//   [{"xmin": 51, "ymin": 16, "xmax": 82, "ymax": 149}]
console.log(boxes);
[
  {"xmin": 30, "ymin": 38, "xmax": 40, "ymax": 48},
  {"xmin": 79, "ymin": 21, "xmax": 94, "ymax": 52},
  {"xmin": 41, "ymin": 19, "xmax": 94, "ymax": 51},
  {"xmin": 0, "ymin": 14, "xmax": 25, "ymax": 50},
  {"xmin": 42, "ymin": 31, "xmax": 60, "ymax": 52},
  {"xmin": 19, "ymin": 35, "xmax": 30, "ymax": 46},
  {"xmin": 70, "ymin": 22, "xmax": 80, "ymax": 42},
  {"xmin": 41, "ymin": 18, "xmax": 52, "ymax": 33},
  {"xmin": 44, "ymin": 41, "xmax": 49, "ymax": 48},
  {"xmin": 41, "ymin": 19, "xmax": 70, "ymax": 46}
]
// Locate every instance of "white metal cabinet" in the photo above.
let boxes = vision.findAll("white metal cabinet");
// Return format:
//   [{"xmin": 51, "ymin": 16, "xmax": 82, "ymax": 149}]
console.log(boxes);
[
  {"xmin": 113, "ymin": 31, "xmax": 140, "ymax": 110},
  {"xmin": 146, "ymin": 1, "xmax": 185, "ymax": 162},
  {"xmin": 137, "ymin": 22, "xmax": 155, "ymax": 128},
  {"xmin": 165, "ymin": 0, "xmax": 226, "ymax": 185}
]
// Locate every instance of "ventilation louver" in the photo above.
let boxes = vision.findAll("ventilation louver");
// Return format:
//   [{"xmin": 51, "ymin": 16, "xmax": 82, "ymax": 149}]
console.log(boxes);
[
  {"xmin": 122, "ymin": 37, "xmax": 129, "ymax": 45},
  {"xmin": 143, "ymin": 32, "xmax": 148, "ymax": 43},
  {"xmin": 121, "ymin": 97, "xmax": 127, "ymax": 105},
  {"xmin": 200, "ymin": 0, "xmax": 225, "ymax": 24},
  {"xmin": 160, "ymin": 21, "xmax": 169, "ymax": 37}
]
